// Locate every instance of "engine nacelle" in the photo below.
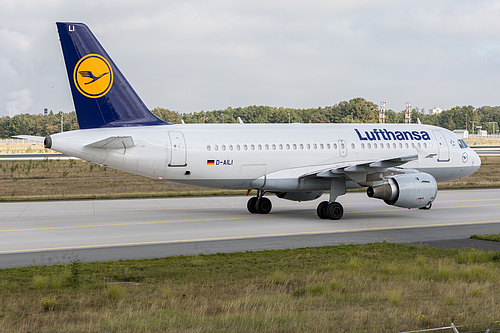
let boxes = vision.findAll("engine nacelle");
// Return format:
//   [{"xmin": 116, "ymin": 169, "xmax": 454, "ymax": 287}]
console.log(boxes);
[
  {"xmin": 275, "ymin": 191, "xmax": 323, "ymax": 202},
  {"xmin": 367, "ymin": 172, "xmax": 437, "ymax": 209}
]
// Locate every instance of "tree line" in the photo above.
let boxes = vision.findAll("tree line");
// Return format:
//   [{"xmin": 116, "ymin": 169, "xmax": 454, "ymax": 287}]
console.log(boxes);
[{"xmin": 2, "ymin": 98, "xmax": 500, "ymax": 138}]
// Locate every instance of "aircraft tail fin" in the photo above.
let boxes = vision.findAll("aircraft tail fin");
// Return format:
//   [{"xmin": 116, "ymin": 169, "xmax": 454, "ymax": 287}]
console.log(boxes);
[{"xmin": 56, "ymin": 22, "xmax": 168, "ymax": 129}]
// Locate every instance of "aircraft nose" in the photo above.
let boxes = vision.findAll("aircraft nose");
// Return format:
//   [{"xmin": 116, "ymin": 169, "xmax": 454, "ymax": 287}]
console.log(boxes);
[{"xmin": 471, "ymin": 149, "xmax": 481, "ymax": 171}]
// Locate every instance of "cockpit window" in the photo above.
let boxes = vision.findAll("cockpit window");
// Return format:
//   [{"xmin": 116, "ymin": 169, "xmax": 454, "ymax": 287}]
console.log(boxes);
[{"xmin": 458, "ymin": 139, "xmax": 468, "ymax": 149}]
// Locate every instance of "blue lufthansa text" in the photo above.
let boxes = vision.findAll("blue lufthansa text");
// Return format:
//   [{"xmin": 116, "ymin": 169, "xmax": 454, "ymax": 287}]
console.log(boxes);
[{"xmin": 355, "ymin": 128, "xmax": 431, "ymax": 141}]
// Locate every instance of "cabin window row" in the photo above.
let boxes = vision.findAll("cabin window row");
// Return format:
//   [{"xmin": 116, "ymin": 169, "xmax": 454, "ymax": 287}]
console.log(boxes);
[
  {"xmin": 207, "ymin": 143, "xmax": 334, "ymax": 152},
  {"xmin": 206, "ymin": 142, "xmax": 430, "ymax": 152}
]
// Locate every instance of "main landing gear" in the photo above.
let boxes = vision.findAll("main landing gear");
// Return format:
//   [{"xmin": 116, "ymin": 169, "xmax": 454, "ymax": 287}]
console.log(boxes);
[
  {"xmin": 247, "ymin": 190, "xmax": 272, "ymax": 214},
  {"xmin": 316, "ymin": 178, "xmax": 346, "ymax": 220},
  {"xmin": 316, "ymin": 201, "xmax": 343, "ymax": 220}
]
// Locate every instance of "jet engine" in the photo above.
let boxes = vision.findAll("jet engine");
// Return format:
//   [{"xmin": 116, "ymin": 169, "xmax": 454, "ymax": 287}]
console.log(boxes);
[
  {"xmin": 367, "ymin": 172, "xmax": 437, "ymax": 209},
  {"xmin": 275, "ymin": 191, "xmax": 323, "ymax": 202}
]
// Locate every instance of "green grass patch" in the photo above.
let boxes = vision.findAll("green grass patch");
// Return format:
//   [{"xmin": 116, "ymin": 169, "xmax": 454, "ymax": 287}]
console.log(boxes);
[
  {"xmin": 471, "ymin": 234, "xmax": 500, "ymax": 242},
  {"xmin": 0, "ymin": 243, "xmax": 499, "ymax": 332}
]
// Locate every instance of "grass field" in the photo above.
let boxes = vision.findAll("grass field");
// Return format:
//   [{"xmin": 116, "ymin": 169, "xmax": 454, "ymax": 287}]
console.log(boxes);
[
  {"xmin": 0, "ymin": 243, "xmax": 498, "ymax": 332},
  {"xmin": 0, "ymin": 156, "xmax": 498, "ymax": 201}
]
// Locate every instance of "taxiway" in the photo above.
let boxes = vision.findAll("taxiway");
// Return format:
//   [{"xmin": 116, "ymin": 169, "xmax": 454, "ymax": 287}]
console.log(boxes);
[{"xmin": 1, "ymin": 189, "xmax": 499, "ymax": 268}]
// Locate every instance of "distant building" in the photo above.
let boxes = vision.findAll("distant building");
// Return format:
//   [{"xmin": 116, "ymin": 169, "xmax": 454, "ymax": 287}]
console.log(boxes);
[
  {"xmin": 428, "ymin": 107, "xmax": 443, "ymax": 115},
  {"xmin": 453, "ymin": 129, "xmax": 469, "ymax": 139}
]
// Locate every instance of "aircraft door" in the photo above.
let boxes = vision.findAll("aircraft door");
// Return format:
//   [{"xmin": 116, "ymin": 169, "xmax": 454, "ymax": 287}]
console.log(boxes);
[
  {"xmin": 168, "ymin": 131, "xmax": 187, "ymax": 166},
  {"xmin": 338, "ymin": 139, "xmax": 347, "ymax": 157},
  {"xmin": 433, "ymin": 130, "xmax": 450, "ymax": 162}
]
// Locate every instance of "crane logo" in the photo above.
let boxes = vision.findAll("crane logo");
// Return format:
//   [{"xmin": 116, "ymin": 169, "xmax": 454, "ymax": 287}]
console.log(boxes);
[{"xmin": 73, "ymin": 54, "xmax": 113, "ymax": 98}]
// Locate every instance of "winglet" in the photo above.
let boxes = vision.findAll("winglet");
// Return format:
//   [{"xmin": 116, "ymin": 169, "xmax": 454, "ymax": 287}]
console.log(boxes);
[{"xmin": 56, "ymin": 22, "xmax": 168, "ymax": 129}]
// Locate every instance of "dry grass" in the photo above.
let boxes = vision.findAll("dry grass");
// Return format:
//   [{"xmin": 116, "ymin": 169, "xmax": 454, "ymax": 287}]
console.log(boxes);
[
  {"xmin": 0, "ymin": 142, "xmax": 51, "ymax": 154},
  {"xmin": 0, "ymin": 159, "xmax": 242, "ymax": 200},
  {"xmin": 465, "ymin": 138, "xmax": 500, "ymax": 146},
  {"xmin": 0, "ymin": 156, "xmax": 499, "ymax": 201},
  {"xmin": 0, "ymin": 243, "xmax": 498, "ymax": 332}
]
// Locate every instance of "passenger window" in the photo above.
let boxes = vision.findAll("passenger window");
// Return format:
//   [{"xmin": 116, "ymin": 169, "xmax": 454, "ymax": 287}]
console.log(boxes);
[
  {"xmin": 293, "ymin": 144, "xmax": 297, "ymax": 150},
  {"xmin": 207, "ymin": 145, "xmax": 211, "ymax": 151}
]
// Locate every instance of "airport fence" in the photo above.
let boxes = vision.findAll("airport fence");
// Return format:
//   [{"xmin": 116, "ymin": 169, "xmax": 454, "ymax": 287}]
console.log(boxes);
[
  {"xmin": 469, "ymin": 134, "xmax": 500, "ymax": 139},
  {"xmin": 0, "ymin": 138, "xmax": 40, "ymax": 144},
  {"xmin": 400, "ymin": 321, "xmax": 500, "ymax": 333}
]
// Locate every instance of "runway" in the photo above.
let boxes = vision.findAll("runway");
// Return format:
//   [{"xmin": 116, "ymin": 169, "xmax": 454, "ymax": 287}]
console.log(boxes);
[{"xmin": 1, "ymin": 189, "xmax": 500, "ymax": 268}]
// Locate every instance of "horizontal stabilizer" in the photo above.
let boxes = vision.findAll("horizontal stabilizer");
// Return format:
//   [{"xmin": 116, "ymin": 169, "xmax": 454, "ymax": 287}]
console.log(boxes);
[
  {"xmin": 12, "ymin": 135, "xmax": 45, "ymax": 142},
  {"xmin": 85, "ymin": 136, "xmax": 136, "ymax": 149}
]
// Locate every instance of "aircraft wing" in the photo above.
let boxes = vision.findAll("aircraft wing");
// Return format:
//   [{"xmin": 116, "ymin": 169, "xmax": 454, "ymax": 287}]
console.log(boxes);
[
  {"xmin": 85, "ymin": 136, "xmax": 136, "ymax": 149},
  {"xmin": 300, "ymin": 154, "xmax": 419, "ymax": 184}
]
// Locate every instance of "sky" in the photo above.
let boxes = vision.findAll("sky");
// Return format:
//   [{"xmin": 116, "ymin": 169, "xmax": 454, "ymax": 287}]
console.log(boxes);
[{"xmin": 1, "ymin": 0, "xmax": 500, "ymax": 117}]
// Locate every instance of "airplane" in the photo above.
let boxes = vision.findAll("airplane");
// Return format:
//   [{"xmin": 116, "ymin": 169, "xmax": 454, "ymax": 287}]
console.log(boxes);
[{"xmin": 20, "ymin": 22, "xmax": 481, "ymax": 220}]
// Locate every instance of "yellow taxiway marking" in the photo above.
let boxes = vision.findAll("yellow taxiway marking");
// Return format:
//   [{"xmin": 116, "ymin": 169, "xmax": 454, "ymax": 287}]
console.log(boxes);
[
  {"xmin": 2, "ymin": 197, "xmax": 500, "ymax": 215},
  {"xmin": 1, "ymin": 203, "xmax": 500, "ymax": 233},
  {"xmin": 0, "ymin": 219, "xmax": 499, "ymax": 254}
]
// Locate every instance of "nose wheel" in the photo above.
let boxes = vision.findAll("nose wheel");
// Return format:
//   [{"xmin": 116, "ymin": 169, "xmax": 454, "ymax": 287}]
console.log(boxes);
[{"xmin": 317, "ymin": 201, "xmax": 343, "ymax": 220}]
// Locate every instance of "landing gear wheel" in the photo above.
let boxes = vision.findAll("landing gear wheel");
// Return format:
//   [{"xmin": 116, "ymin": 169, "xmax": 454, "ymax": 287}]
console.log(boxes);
[
  {"xmin": 255, "ymin": 197, "xmax": 272, "ymax": 214},
  {"xmin": 326, "ymin": 202, "xmax": 343, "ymax": 220},
  {"xmin": 247, "ymin": 197, "xmax": 258, "ymax": 214},
  {"xmin": 419, "ymin": 203, "xmax": 432, "ymax": 210},
  {"xmin": 317, "ymin": 201, "xmax": 329, "ymax": 219}
]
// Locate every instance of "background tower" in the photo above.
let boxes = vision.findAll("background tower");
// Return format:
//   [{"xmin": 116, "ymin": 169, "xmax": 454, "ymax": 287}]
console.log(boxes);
[
  {"xmin": 405, "ymin": 101, "xmax": 411, "ymax": 124},
  {"xmin": 379, "ymin": 101, "xmax": 386, "ymax": 123}
]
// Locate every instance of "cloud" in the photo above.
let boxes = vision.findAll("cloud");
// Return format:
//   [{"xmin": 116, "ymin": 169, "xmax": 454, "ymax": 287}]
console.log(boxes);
[
  {"xmin": 5, "ymin": 89, "xmax": 33, "ymax": 116},
  {"xmin": 0, "ymin": 0, "xmax": 500, "ymax": 117}
]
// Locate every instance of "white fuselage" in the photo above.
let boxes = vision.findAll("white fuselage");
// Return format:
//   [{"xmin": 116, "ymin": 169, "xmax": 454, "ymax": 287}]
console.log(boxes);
[{"xmin": 48, "ymin": 123, "xmax": 481, "ymax": 192}]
